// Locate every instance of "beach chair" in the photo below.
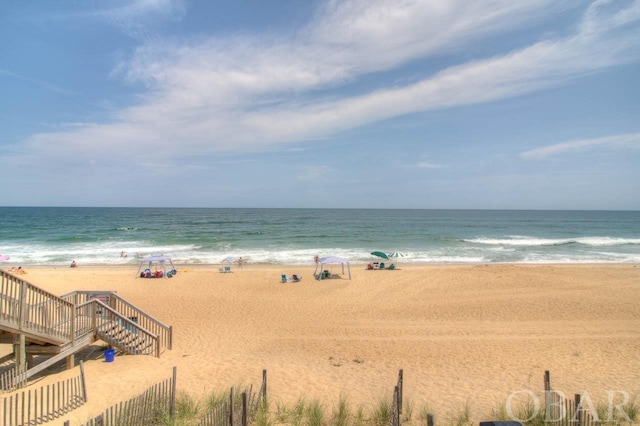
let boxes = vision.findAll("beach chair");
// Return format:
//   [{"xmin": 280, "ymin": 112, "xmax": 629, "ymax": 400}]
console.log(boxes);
[
  {"xmin": 379, "ymin": 262, "xmax": 385, "ymax": 269},
  {"xmin": 224, "ymin": 266, "xmax": 231, "ymax": 273},
  {"xmin": 281, "ymin": 274, "xmax": 287, "ymax": 283},
  {"xmin": 388, "ymin": 264, "xmax": 395, "ymax": 270}
]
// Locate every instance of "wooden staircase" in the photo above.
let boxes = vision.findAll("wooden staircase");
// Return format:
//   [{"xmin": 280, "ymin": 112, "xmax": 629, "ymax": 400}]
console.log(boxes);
[
  {"xmin": 0, "ymin": 269, "xmax": 173, "ymax": 391},
  {"xmin": 97, "ymin": 320, "xmax": 155, "ymax": 355}
]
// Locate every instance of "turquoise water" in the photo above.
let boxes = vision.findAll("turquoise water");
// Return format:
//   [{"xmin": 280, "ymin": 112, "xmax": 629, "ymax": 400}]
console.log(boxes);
[{"xmin": 0, "ymin": 207, "xmax": 639, "ymax": 265}]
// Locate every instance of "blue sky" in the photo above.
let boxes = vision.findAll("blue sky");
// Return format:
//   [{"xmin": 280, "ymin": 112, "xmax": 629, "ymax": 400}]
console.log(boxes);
[{"xmin": 1, "ymin": 0, "xmax": 639, "ymax": 209}]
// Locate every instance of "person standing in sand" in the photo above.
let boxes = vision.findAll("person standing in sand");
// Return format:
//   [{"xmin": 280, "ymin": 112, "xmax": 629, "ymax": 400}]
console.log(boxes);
[
  {"xmin": 314, "ymin": 254, "xmax": 319, "ymax": 264},
  {"xmin": 238, "ymin": 257, "xmax": 244, "ymax": 268}
]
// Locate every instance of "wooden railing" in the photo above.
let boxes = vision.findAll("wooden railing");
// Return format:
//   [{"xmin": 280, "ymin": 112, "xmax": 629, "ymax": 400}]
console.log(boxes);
[
  {"xmin": 86, "ymin": 300, "xmax": 161, "ymax": 357},
  {"xmin": 110, "ymin": 293, "xmax": 172, "ymax": 351},
  {"xmin": 0, "ymin": 270, "xmax": 74, "ymax": 343},
  {"xmin": 62, "ymin": 290, "xmax": 172, "ymax": 353},
  {"xmin": 0, "ymin": 273, "xmax": 168, "ymax": 361}
]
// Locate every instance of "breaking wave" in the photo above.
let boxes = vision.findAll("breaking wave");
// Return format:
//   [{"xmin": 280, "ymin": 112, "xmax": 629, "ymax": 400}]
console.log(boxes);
[{"xmin": 464, "ymin": 236, "xmax": 640, "ymax": 247}]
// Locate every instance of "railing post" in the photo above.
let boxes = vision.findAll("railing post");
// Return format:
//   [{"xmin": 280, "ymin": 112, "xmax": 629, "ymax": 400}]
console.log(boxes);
[
  {"xmin": 71, "ymin": 308, "xmax": 76, "ymax": 344},
  {"xmin": 393, "ymin": 385, "xmax": 400, "ymax": 426},
  {"xmin": 80, "ymin": 361, "xmax": 88, "ymax": 403},
  {"xmin": 170, "ymin": 366, "xmax": 177, "ymax": 418},
  {"xmin": 575, "ymin": 393, "xmax": 582, "ymax": 426},
  {"xmin": 262, "ymin": 369, "xmax": 267, "ymax": 402},
  {"xmin": 18, "ymin": 280, "xmax": 27, "ymax": 330},
  {"xmin": 398, "ymin": 369, "xmax": 403, "ymax": 415},
  {"xmin": 242, "ymin": 391, "xmax": 248, "ymax": 426},
  {"xmin": 544, "ymin": 370, "xmax": 551, "ymax": 421},
  {"xmin": 92, "ymin": 302, "xmax": 97, "ymax": 333},
  {"xmin": 230, "ymin": 387, "xmax": 235, "ymax": 426}
]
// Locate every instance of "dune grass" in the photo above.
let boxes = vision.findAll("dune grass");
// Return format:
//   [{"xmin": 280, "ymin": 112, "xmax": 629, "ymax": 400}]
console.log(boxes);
[{"xmin": 88, "ymin": 384, "xmax": 640, "ymax": 426}]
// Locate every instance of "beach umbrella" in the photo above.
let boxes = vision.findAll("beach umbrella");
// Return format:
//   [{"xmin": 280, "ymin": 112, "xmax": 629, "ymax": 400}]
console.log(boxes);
[
  {"xmin": 370, "ymin": 251, "xmax": 389, "ymax": 260},
  {"xmin": 221, "ymin": 256, "xmax": 238, "ymax": 264},
  {"xmin": 387, "ymin": 251, "xmax": 407, "ymax": 260},
  {"xmin": 0, "ymin": 254, "xmax": 9, "ymax": 261}
]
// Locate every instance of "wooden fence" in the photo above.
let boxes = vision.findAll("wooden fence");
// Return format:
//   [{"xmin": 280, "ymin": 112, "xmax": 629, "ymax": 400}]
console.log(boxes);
[
  {"xmin": 544, "ymin": 370, "xmax": 598, "ymax": 426},
  {"xmin": 49, "ymin": 367, "xmax": 625, "ymax": 426},
  {"xmin": 197, "ymin": 369, "xmax": 267, "ymax": 426},
  {"xmin": 392, "ymin": 369, "xmax": 403, "ymax": 426},
  {"xmin": 81, "ymin": 366, "xmax": 177, "ymax": 426},
  {"xmin": 0, "ymin": 362, "xmax": 87, "ymax": 426},
  {"xmin": 0, "ymin": 363, "xmax": 27, "ymax": 393}
]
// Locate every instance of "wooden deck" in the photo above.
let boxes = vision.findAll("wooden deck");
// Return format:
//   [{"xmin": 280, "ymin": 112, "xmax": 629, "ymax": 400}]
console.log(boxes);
[{"xmin": 0, "ymin": 269, "xmax": 173, "ymax": 391}]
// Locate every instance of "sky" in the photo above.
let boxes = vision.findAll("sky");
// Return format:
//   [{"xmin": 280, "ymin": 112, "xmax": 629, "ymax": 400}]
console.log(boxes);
[{"xmin": 1, "ymin": 0, "xmax": 639, "ymax": 210}]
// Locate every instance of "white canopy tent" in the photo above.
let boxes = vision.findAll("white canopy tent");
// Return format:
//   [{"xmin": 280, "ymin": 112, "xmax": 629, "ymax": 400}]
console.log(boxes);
[
  {"xmin": 314, "ymin": 256, "xmax": 351, "ymax": 280},
  {"xmin": 136, "ymin": 255, "xmax": 176, "ymax": 278}
]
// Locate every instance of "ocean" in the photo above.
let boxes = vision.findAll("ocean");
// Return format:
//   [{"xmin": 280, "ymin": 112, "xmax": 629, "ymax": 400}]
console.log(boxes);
[{"xmin": 0, "ymin": 207, "xmax": 639, "ymax": 266}]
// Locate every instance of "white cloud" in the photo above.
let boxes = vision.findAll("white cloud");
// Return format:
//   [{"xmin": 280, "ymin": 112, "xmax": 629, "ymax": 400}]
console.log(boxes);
[
  {"xmin": 305, "ymin": 0, "xmax": 571, "ymax": 73},
  {"xmin": 16, "ymin": 0, "xmax": 640, "ymax": 165},
  {"xmin": 520, "ymin": 132, "xmax": 640, "ymax": 159}
]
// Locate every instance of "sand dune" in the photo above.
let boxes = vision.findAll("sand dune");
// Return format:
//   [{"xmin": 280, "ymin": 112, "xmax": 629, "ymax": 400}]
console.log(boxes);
[{"xmin": 3, "ymin": 264, "xmax": 640, "ymax": 425}]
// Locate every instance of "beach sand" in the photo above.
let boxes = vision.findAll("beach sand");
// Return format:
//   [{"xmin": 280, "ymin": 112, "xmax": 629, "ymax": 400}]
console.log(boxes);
[{"xmin": 3, "ymin": 264, "xmax": 640, "ymax": 425}]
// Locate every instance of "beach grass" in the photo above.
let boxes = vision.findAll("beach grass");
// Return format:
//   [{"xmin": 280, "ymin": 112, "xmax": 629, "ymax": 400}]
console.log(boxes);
[
  {"xmin": 370, "ymin": 396, "xmax": 393, "ymax": 425},
  {"xmin": 447, "ymin": 400, "xmax": 472, "ymax": 426},
  {"xmin": 331, "ymin": 393, "xmax": 351, "ymax": 426},
  {"xmin": 403, "ymin": 397, "xmax": 414, "ymax": 422},
  {"xmin": 87, "ymin": 391, "xmax": 640, "ymax": 426},
  {"xmin": 305, "ymin": 398, "xmax": 326, "ymax": 426}
]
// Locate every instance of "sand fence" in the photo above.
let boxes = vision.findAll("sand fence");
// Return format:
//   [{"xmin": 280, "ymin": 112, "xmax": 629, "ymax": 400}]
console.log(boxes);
[
  {"xmin": 79, "ymin": 366, "xmax": 177, "ymax": 426},
  {"xmin": 0, "ymin": 362, "xmax": 87, "ymax": 426},
  {"xmin": 1, "ymin": 367, "xmax": 634, "ymax": 425}
]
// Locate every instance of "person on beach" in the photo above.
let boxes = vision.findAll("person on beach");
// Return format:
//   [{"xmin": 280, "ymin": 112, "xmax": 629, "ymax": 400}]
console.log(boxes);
[
  {"xmin": 9, "ymin": 266, "xmax": 26, "ymax": 274},
  {"xmin": 70, "ymin": 260, "xmax": 77, "ymax": 268},
  {"xmin": 120, "ymin": 251, "xmax": 127, "ymax": 258},
  {"xmin": 238, "ymin": 257, "xmax": 244, "ymax": 268},
  {"xmin": 314, "ymin": 254, "xmax": 319, "ymax": 264}
]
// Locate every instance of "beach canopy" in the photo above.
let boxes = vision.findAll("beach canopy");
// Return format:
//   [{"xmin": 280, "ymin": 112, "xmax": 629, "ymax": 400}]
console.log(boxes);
[
  {"xmin": 136, "ymin": 255, "xmax": 176, "ymax": 278},
  {"xmin": 221, "ymin": 256, "xmax": 239, "ymax": 264},
  {"xmin": 0, "ymin": 254, "xmax": 9, "ymax": 261},
  {"xmin": 314, "ymin": 256, "xmax": 351, "ymax": 280}
]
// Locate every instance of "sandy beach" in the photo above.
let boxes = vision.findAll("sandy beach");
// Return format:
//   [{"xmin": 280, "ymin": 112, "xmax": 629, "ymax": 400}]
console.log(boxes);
[{"xmin": 2, "ymin": 263, "xmax": 639, "ymax": 425}]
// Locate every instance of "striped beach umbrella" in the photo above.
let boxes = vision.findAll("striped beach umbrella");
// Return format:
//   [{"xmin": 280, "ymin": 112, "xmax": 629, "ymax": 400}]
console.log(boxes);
[
  {"xmin": 387, "ymin": 251, "xmax": 407, "ymax": 260},
  {"xmin": 0, "ymin": 254, "xmax": 9, "ymax": 261}
]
